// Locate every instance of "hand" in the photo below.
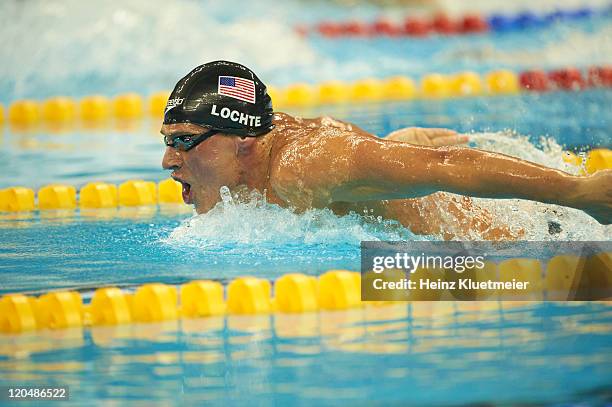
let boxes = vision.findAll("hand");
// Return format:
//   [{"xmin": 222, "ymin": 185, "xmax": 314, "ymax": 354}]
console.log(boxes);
[
  {"xmin": 384, "ymin": 127, "xmax": 468, "ymax": 146},
  {"xmin": 575, "ymin": 170, "xmax": 612, "ymax": 224}
]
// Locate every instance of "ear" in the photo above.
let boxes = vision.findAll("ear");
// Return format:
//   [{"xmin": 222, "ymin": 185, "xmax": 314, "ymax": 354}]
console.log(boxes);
[{"xmin": 234, "ymin": 136, "xmax": 258, "ymax": 156}]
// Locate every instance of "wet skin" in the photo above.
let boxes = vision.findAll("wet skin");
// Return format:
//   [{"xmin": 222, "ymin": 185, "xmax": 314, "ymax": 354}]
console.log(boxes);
[{"xmin": 161, "ymin": 113, "xmax": 612, "ymax": 240}]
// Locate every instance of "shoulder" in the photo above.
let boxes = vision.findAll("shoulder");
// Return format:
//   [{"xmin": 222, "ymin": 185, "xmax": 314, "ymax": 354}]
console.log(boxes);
[
  {"xmin": 272, "ymin": 122, "xmax": 374, "ymax": 170},
  {"xmin": 267, "ymin": 123, "xmax": 381, "ymax": 206}
]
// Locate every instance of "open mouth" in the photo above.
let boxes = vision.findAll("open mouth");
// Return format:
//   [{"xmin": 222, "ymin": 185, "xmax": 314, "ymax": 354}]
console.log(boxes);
[{"xmin": 172, "ymin": 176, "xmax": 193, "ymax": 204}]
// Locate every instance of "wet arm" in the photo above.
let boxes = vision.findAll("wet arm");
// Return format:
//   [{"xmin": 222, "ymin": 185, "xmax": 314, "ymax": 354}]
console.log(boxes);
[{"xmin": 334, "ymin": 137, "xmax": 610, "ymax": 222}]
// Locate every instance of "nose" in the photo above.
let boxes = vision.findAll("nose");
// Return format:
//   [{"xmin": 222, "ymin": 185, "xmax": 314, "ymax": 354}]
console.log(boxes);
[{"xmin": 162, "ymin": 146, "xmax": 183, "ymax": 170}]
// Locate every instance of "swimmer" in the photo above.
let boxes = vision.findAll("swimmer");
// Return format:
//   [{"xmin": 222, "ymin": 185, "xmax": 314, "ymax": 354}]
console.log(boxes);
[{"xmin": 161, "ymin": 61, "xmax": 611, "ymax": 240}]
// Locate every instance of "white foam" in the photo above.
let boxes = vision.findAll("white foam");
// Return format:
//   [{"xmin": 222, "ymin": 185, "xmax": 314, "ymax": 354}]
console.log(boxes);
[
  {"xmin": 469, "ymin": 130, "xmax": 581, "ymax": 174},
  {"xmin": 164, "ymin": 189, "xmax": 423, "ymax": 249},
  {"xmin": 467, "ymin": 131, "xmax": 611, "ymax": 241},
  {"xmin": 3, "ymin": 0, "xmax": 611, "ymax": 99},
  {"xmin": 0, "ymin": 0, "xmax": 320, "ymax": 98}
]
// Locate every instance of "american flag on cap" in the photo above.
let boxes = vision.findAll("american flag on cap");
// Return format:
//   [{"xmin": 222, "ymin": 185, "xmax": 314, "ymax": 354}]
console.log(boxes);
[{"xmin": 218, "ymin": 76, "xmax": 256, "ymax": 104}]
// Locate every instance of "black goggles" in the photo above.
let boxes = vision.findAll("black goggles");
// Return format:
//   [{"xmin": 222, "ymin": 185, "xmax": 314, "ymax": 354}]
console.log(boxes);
[{"xmin": 163, "ymin": 128, "xmax": 219, "ymax": 151}]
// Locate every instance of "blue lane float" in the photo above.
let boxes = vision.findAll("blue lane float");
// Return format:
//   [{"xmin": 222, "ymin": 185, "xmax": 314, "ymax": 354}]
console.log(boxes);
[{"xmin": 303, "ymin": 5, "xmax": 606, "ymax": 38}]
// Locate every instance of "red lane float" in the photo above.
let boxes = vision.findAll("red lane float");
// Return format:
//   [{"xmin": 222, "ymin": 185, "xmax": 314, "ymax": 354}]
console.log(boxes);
[
  {"xmin": 461, "ymin": 15, "xmax": 489, "ymax": 33},
  {"xmin": 301, "ymin": 6, "xmax": 603, "ymax": 39},
  {"xmin": 431, "ymin": 14, "xmax": 458, "ymax": 34},
  {"xmin": 588, "ymin": 67, "xmax": 612, "ymax": 87},
  {"xmin": 373, "ymin": 18, "xmax": 402, "ymax": 36},
  {"xmin": 341, "ymin": 21, "xmax": 370, "ymax": 36},
  {"xmin": 548, "ymin": 68, "xmax": 585, "ymax": 90},
  {"xmin": 404, "ymin": 17, "xmax": 431, "ymax": 36},
  {"xmin": 314, "ymin": 14, "xmax": 489, "ymax": 38},
  {"xmin": 520, "ymin": 70, "xmax": 550, "ymax": 91},
  {"xmin": 316, "ymin": 22, "xmax": 343, "ymax": 38}
]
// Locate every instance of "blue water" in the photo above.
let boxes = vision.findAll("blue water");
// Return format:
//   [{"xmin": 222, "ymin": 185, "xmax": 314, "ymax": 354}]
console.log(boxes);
[
  {"xmin": 0, "ymin": 208, "xmax": 403, "ymax": 295},
  {"xmin": 1, "ymin": 0, "xmax": 611, "ymax": 99},
  {"xmin": 1, "ymin": 303, "xmax": 611, "ymax": 405}
]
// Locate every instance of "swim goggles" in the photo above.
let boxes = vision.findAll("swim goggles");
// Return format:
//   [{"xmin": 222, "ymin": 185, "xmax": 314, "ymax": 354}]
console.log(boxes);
[{"xmin": 163, "ymin": 128, "xmax": 218, "ymax": 151}]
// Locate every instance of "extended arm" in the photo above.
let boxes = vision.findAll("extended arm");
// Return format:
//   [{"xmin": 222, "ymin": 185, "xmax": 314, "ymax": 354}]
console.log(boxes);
[{"xmin": 333, "ymin": 136, "xmax": 611, "ymax": 224}]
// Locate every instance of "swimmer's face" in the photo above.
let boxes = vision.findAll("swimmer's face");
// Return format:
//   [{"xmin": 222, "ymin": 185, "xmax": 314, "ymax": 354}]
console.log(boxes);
[{"xmin": 161, "ymin": 123, "xmax": 241, "ymax": 213}]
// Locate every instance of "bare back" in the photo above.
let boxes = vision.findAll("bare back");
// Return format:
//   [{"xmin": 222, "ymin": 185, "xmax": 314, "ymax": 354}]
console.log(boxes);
[{"xmin": 266, "ymin": 113, "xmax": 518, "ymax": 240}]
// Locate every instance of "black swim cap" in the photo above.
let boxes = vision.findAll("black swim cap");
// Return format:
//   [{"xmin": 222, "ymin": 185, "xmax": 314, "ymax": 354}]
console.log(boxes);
[{"xmin": 163, "ymin": 60, "xmax": 274, "ymax": 136}]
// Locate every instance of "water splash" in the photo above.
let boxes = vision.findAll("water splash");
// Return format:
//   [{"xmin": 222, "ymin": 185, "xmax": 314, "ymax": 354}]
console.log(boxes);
[
  {"xmin": 468, "ymin": 131, "xmax": 611, "ymax": 241},
  {"xmin": 0, "ymin": 0, "xmax": 319, "ymax": 100},
  {"xmin": 164, "ymin": 188, "xmax": 424, "ymax": 250},
  {"xmin": 469, "ymin": 130, "xmax": 581, "ymax": 174}
]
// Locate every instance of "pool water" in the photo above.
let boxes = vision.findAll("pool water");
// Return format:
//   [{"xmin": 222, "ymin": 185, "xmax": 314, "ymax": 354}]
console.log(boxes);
[
  {"xmin": 1, "ymin": 92, "xmax": 611, "ymax": 295},
  {"xmin": 1, "ymin": 0, "xmax": 611, "ymax": 405},
  {"xmin": 1, "ymin": 0, "xmax": 611, "ymax": 99},
  {"xmin": 1, "ymin": 302, "xmax": 611, "ymax": 405}
]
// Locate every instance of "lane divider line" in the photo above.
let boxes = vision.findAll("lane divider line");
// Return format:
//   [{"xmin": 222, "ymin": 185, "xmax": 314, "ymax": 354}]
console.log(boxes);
[
  {"xmin": 2, "ymin": 253, "xmax": 610, "ymax": 335},
  {"xmin": 0, "ymin": 149, "xmax": 610, "ymax": 213},
  {"xmin": 297, "ymin": 5, "xmax": 610, "ymax": 38},
  {"xmin": 2, "ymin": 66, "xmax": 611, "ymax": 128}
]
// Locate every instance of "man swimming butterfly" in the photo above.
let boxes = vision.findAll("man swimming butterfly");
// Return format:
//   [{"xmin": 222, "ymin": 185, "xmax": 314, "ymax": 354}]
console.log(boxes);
[{"xmin": 161, "ymin": 61, "xmax": 611, "ymax": 240}]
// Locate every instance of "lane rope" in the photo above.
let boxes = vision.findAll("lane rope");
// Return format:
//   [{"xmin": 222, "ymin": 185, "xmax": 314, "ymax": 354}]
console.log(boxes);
[
  {"xmin": 297, "ymin": 5, "xmax": 611, "ymax": 38},
  {"xmin": 2, "ymin": 256, "xmax": 610, "ymax": 335},
  {"xmin": 1, "ymin": 66, "xmax": 611, "ymax": 128},
  {"xmin": 0, "ymin": 148, "xmax": 610, "ymax": 212}
]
